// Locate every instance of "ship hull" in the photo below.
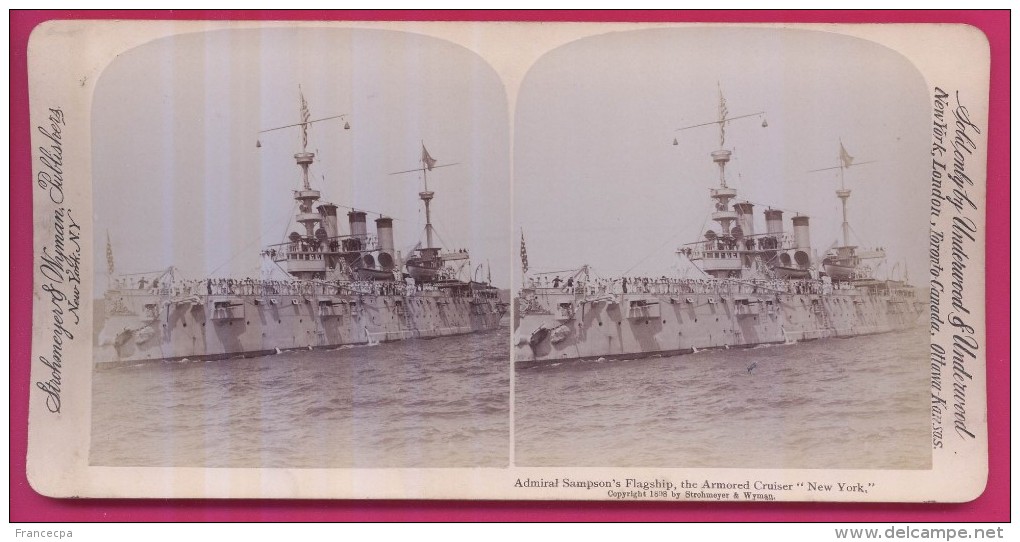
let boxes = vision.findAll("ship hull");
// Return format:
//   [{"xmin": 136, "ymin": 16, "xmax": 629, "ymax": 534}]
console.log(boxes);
[
  {"xmin": 514, "ymin": 286, "xmax": 923, "ymax": 366},
  {"xmin": 97, "ymin": 289, "xmax": 504, "ymax": 367}
]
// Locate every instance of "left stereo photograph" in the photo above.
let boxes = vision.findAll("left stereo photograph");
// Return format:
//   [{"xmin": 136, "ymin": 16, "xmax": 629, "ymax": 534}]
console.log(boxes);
[{"xmin": 27, "ymin": 23, "xmax": 512, "ymax": 496}]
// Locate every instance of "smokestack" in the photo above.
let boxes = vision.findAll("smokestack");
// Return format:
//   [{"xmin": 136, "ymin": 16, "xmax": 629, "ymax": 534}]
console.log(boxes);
[
  {"xmin": 792, "ymin": 215, "xmax": 811, "ymax": 250},
  {"xmin": 376, "ymin": 217, "xmax": 396, "ymax": 271},
  {"xmin": 318, "ymin": 203, "xmax": 339, "ymax": 237},
  {"xmin": 764, "ymin": 209, "xmax": 784, "ymax": 235},
  {"xmin": 733, "ymin": 202, "xmax": 755, "ymax": 237},
  {"xmin": 375, "ymin": 217, "xmax": 394, "ymax": 252},
  {"xmin": 347, "ymin": 210, "xmax": 367, "ymax": 237}
]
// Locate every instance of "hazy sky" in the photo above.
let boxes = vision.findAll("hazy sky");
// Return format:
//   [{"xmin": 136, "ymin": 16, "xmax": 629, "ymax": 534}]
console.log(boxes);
[
  {"xmin": 514, "ymin": 27, "xmax": 930, "ymax": 284},
  {"xmin": 92, "ymin": 26, "xmax": 932, "ymax": 293},
  {"xmin": 93, "ymin": 27, "xmax": 510, "ymax": 287}
]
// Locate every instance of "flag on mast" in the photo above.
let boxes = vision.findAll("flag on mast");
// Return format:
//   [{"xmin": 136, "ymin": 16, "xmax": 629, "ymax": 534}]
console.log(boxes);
[
  {"xmin": 421, "ymin": 143, "xmax": 437, "ymax": 171},
  {"xmin": 106, "ymin": 230, "xmax": 115, "ymax": 276},
  {"xmin": 839, "ymin": 140, "xmax": 855, "ymax": 169},
  {"xmin": 520, "ymin": 231, "xmax": 529, "ymax": 273},
  {"xmin": 299, "ymin": 87, "xmax": 311, "ymax": 151},
  {"xmin": 718, "ymin": 83, "xmax": 729, "ymax": 147}
]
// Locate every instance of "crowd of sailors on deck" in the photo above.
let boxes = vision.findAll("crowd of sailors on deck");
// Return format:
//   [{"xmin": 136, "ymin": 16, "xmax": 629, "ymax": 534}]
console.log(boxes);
[
  {"xmin": 525, "ymin": 275, "xmax": 854, "ymax": 296},
  {"xmin": 111, "ymin": 277, "xmax": 477, "ymax": 298}
]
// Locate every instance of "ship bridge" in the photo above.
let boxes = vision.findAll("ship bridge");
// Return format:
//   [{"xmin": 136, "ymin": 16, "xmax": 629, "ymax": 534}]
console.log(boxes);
[
  {"xmin": 264, "ymin": 232, "xmax": 402, "ymax": 280},
  {"xmin": 681, "ymin": 231, "xmax": 797, "ymax": 274}
]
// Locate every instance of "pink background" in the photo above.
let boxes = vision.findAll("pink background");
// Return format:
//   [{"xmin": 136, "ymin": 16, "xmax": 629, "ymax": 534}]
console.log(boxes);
[{"xmin": 9, "ymin": 10, "xmax": 1009, "ymax": 522}]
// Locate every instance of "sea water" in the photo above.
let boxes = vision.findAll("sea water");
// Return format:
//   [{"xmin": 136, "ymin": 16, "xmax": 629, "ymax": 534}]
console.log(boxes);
[
  {"xmin": 90, "ymin": 322, "xmax": 510, "ymax": 468},
  {"xmin": 514, "ymin": 326, "xmax": 932, "ymax": 469},
  {"xmin": 92, "ymin": 322, "xmax": 931, "ymax": 470}
]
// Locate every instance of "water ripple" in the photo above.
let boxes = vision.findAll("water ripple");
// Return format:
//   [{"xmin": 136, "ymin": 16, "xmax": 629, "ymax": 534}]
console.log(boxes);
[
  {"xmin": 91, "ymin": 323, "xmax": 510, "ymax": 467},
  {"xmin": 516, "ymin": 327, "xmax": 932, "ymax": 469}
]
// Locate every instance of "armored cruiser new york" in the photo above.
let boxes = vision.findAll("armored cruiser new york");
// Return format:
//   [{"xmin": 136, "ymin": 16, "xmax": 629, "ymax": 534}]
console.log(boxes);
[
  {"xmin": 514, "ymin": 94, "xmax": 925, "ymax": 367},
  {"xmin": 97, "ymin": 94, "xmax": 506, "ymax": 367}
]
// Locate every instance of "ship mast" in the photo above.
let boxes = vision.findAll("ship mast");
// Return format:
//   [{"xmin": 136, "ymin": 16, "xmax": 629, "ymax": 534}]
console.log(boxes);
[
  {"xmin": 675, "ymin": 86, "xmax": 767, "ymax": 279},
  {"xmin": 255, "ymin": 86, "xmax": 351, "ymax": 280},
  {"xmin": 837, "ymin": 165, "xmax": 850, "ymax": 248},
  {"xmin": 421, "ymin": 147, "xmax": 435, "ymax": 249},
  {"xmin": 294, "ymin": 88, "xmax": 320, "ymax": 238},
  {"xmin": 836, "ymin": 140, "xmax": 854, "ymax": 248},
  {"xmin": 709, "ymin": 86, "xmax": 736, "ymax": 237},
  {"xmin": 256, "ymin": 86, "xmax": 353, "ymax": 240},
  {"xmin": 389, "ymin": 143, "xmax": 459, "ymax": 250},
  {"xmin": 676, "ymin": 86, "xmax": 767, "ymax": 239},
  {"xmin": 808, "ymin": 141, "xmax": 876, "ymax": 248}
]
